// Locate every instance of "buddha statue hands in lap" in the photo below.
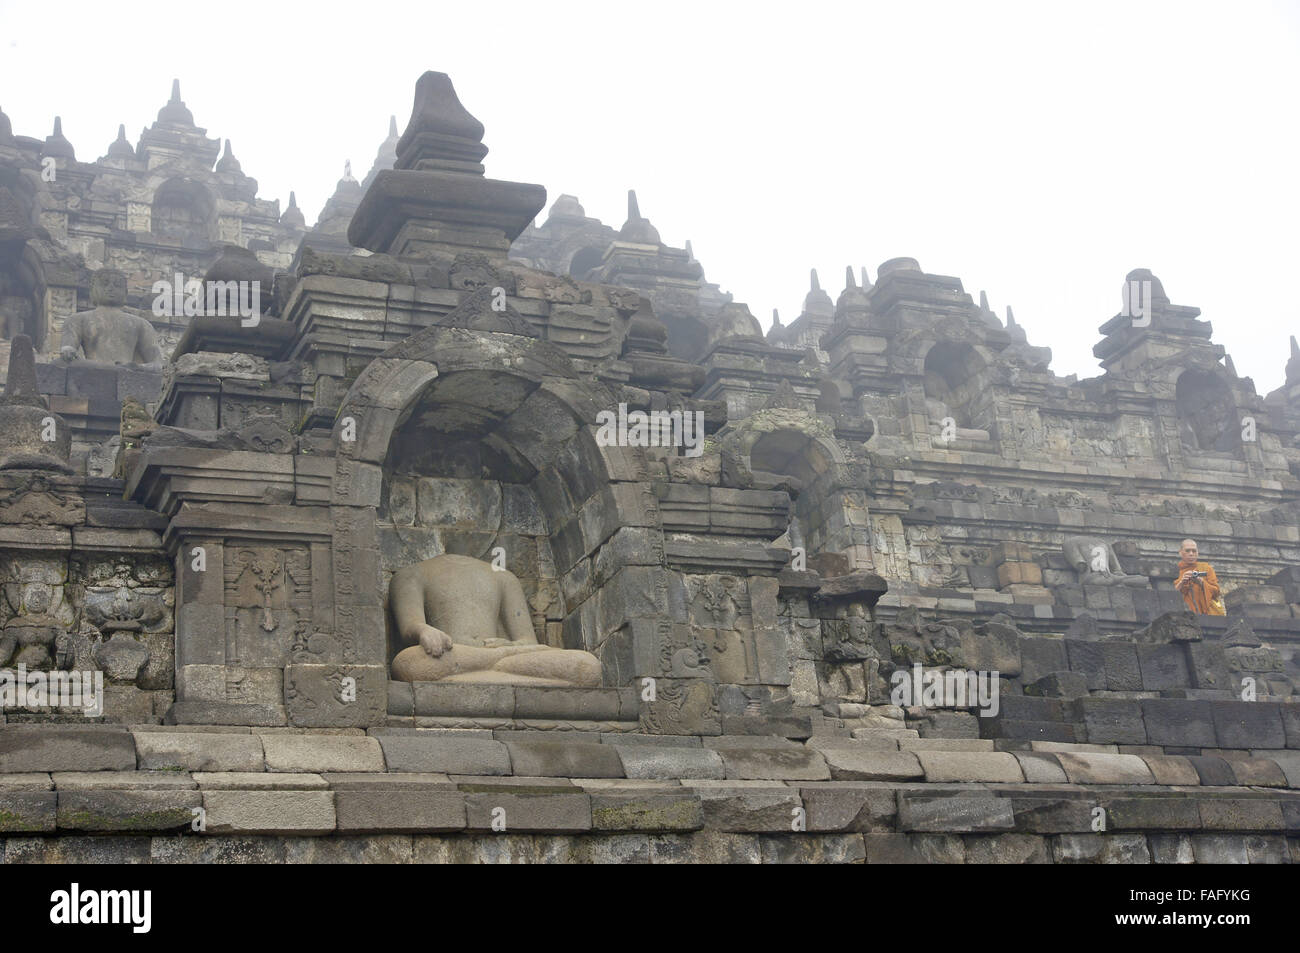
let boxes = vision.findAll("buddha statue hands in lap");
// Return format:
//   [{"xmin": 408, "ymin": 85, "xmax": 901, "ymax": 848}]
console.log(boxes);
[{"xmin": 389, "ymin": 553, "xmax": 601, "ymax": 687}]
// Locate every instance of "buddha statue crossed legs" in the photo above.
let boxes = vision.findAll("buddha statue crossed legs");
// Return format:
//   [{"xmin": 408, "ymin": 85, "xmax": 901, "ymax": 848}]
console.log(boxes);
[{"xmin": 389, "ymin": 554, "xmax": 601, "ymax": 687}]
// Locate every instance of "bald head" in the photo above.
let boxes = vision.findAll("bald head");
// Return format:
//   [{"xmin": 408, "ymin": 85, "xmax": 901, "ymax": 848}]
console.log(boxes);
[{"xmin": 1179, "ymin": 539, "xmax": 1200, "ymax": 565}]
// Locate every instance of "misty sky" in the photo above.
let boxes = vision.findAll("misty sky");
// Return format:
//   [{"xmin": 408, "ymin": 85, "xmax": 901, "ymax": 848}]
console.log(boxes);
[{"xmin": 1, "ymin": 0, "xmax": 1296, "ymax": 392}]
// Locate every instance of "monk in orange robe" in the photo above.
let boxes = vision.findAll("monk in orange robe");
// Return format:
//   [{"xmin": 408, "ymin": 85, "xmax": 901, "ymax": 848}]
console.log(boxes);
[{"xmin": 1174, "ymin": 539, "xmax": 1224, "ymax": 615}]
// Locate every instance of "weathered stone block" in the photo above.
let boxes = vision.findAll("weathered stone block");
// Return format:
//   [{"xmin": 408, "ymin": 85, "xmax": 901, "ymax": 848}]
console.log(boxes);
[
  {"xmin": 1101, "ymin": 642, "xmax": 1142, "ymax": 691},
  {"xmin": 1019, "ymin": 638, "xmax": 1069, "ymax": 683},
  {"xmin": 1141, "ymin": 699, "xmax": 1216, "ymax": 747},
  {"xmin": 1103, "ymin": 797, "xmax": 1200, "ymax": 830},
  {"xmin": 0, "ymin": 727, "xmax": 136, "ymax": 773},
  {"xmin": 1148, "ymin": 833, "xmax": 1195, "ymax": 863},
  {"xmin": 376, "ymin": 735, "xmax": 510, "ymax": 775},
  {"xmin": 262, "ymin": 735, "xmax": 384, "ymax": 773},
  {"xmin": 1198, "ymin": 798, "xmax": 1284, "ymax": 831},
  {"xmin": 1064, "ymin": 639, "xmax": 1105, "ymax": 690},
  {"xmin": 1229, "ymin": 758, "xmax": 1287, "ymax": 787},
  {"xmin": 413, "ymin": 681, "xmax": 514, "ymax": 718},
  {"xmin": 590, "ymin": 793, "xmax": 703, "ymax": 831},
  {"xmin": 284, "ymin": 664, "xmax": 387, "ymax": 728},
  {"xmin": 464, "ymin": 792, "xmax": 591, "ymax": 832},
  {"xmin": 1186, "ymin": 755, "xmax": 1237, "ymax": 786},
  {"xmin": 1013, "ymin": 752, "xmax": 1067, "ymax": 783},
  {"xmin": 692, "ymin": 786, "xmax": 802, "ymax": 832},
  {"xmin": 799, "ymin": 784, "xmax": 897, "ymax": 832},
  {"xmin": 193, "ymin": 772, "xmax": 328, "ymax": 790},
  {"xmin": 648, "ymin": 831, "xmax": 761, "ymax": 864},
  {"xmin": 615, "ymin": 746, "xmax": 724, "ymax": 780},
  {"xmin": 1143, "ymin": 755, "xmax": 1200, "ymax": 786},
  {"xmin": 1075, "ymin": 698, "xmax": 1147, "ymax": 745},
  {"xmin": 964, "ymin": 833, "xmax": 1050, "ymax": 863},
  {"xmin": 864, "ymin": 833, "xmax": 965, "ymax": 864},
  {"xmin": 506, "ymin": 742, "xmax": 624, "ymax": 778},
  {"xmin": 0, "ymin": 792, "xmax": 56, "ymax": 831},
  {"xmin": 760, "ymin": 834, "xmax": 867, "ymax": 864},
  {"xmin": 514, "ymin": 688, "xmax": 622, "ymax": 720},
  {"xmin": 898, "ymin": 794, "xmax": 1015, "ymax": 832},
  {"xmin": 821, "ymin": 747, "xmax": 923, "ymax": 781},
  {"xmin": 56, "ymin": 790, "xmax": 200, "ymax": 831},
  {"xmin": 1055, "ymin": 752, "xmax": 1154, "ymax": 785},
  {"xmin": 914, "ymin": 750, "xmax": 1023, "ymax": 783},
  {"xmin": 284, "ymin": 835, "xmax": 415, "ymax": 864},
  {"xmin": 1136, "ymin": 643, "xmax": 1190, "ymax": 691},
  {"xmin": 1210, "ymin": 700, "xmax": 1286, "ymax": 749},
  {"xmin": 202, "ymin": 790, "xmax": 336, "ymax": 834},
  {"xmin": 334, "ymin": 789, "xmax": 466, "ymax": 832},
  {"xmin": 133, "ymin": 731, "xmax": 264, "ymax": 772},
  {"xmin": 1190, "ymin": 833, "xmax": 1248, "ymax": 863},
  {"xmin": 717, "ymin": 744, "xmax": 830, "ymax": 781},
  {"xmin": 1010, "ymin": 796, "xmax": 1096, "ymax": 833}
]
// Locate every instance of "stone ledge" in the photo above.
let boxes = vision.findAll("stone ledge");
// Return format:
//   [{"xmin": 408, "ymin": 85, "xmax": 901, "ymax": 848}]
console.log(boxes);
[{"xmin": 1, "ymin": 829, "xmax": 1295, "ymax": 864}]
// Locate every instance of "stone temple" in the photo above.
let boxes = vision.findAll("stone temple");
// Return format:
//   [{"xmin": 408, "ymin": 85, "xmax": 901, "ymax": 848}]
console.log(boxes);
[{"xmin": 0, "ymin": 72, "xmax": 1297, "ymax": 865}]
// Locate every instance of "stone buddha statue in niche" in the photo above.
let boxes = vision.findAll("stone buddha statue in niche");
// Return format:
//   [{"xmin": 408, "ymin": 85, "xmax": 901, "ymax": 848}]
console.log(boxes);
[
  {"xmin": 60, "ymin": 269, "xmax": 163, "ymax": 368},
  {"xmin": 389, "ymin": 553, "xmax": 601, "ymax": 687},
  {"xmin": 1061, "ymin": 535, "xmax": 1148, "ymax": 588}
]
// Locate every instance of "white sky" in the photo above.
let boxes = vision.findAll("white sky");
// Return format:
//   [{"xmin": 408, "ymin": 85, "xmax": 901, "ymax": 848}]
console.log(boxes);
[{"xmin": 2, "ymin": 0, "xmax": 1297, "ymax": 392}]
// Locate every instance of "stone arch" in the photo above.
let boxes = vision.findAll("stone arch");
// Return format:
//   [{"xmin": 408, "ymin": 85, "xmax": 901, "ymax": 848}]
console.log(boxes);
[
  {"xmin": 0, "ymin": 243, "xmax": 47, "ymax": 348},
  {"xmin": 923, "ymin": 340, "xmax": 987, "ymax": 430},
  {"xmin": 0, "ymin": 168, "xmax": 48, "ymax": 348},
  {"xmin": 151, "ymin": 177, "xmax": 215, "ymax": 244},
  {"xmin": 1175, "ymin": 367, "xmax": 1240, "ymax": 454},
  {"xmin": 567, "ymin": 245, "xmax": 605, "ymax": 280},
  {"xmin": 719, "ymin": 410, "xmax": 871, "ymax": 569},
  {"xmin": 331, "ymin": 327, "xmax": 656, "ymax": 678}
]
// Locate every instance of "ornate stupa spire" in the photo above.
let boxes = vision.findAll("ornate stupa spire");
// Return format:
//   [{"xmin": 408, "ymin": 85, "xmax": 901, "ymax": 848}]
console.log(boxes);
[
  {"xmin": 361, "ymin": 115, "xmax": 403, "ymax": 191},
  {"xmin": 42, "ymin": 116, "xmax": 75, "ymax": 160},
  {"xmin": 347, "ymin": 71, "xmax": 546, "ymax": 259},
  {"xmin": 619, "ymin": 189, "xmax": 661, "ymax": 244},
  {"xmin": 802, "ymin": 268, "xmax": 833, "ymax": 319},
  {"xmin": 281, "ymin": 191, "xmax": 305, "ymax": 229},
  {"xmin": 157, "ymin": 79, "xmax": 195, "ymax": 126},
  {"xmin": 860, "ymin": 266, "xmax": 873, "ymax": 290},
  {"xmin": 771, "ymin": 308, "xmax": 782, "ymax": 329},
  {"xmin": 1286, "ymin": 335, "xmax": 1300, "ymax": 385},
  {"xmin": 106, "ymin": 123, "xmax": 134, "ymax": 159},
  {"xmin": 836, "ymin": 265, "xmax": 869, "ymax": 316},
  {"xmin": 0, "ymin": 334, "xmax": 71, "ymax": 471},
  {"xmin": 215, "ymin": 139, "xmax": 242, "ymax": 174}
]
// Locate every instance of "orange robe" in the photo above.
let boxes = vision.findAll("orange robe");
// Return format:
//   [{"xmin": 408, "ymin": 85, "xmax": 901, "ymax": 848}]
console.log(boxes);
[{"xmin": 1175, "ymin": 561, "xmax": 1224, "ymax": 615}]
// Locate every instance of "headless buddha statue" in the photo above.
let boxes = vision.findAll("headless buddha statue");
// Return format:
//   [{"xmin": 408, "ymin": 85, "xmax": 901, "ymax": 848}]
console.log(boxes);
[
  {"xmin": 60, "ymin": 269, "xmax": 162, "ymax": 368},
  {"xmin": 389, "ymin": 553, "xmax": 601, "ymax": 687}
]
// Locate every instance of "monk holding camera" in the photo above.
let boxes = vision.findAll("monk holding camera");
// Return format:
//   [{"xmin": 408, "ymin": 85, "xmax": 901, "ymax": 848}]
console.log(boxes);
[{"xmin": 1175, "ymin": 539, "xmax": 1225, "ymax": 615}]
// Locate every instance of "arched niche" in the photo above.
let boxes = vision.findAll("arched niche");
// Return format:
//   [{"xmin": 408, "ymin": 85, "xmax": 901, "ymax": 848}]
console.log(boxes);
[
  {"xmin": 719, "ymin": 411, "xmax": 868, "ymax": 568},
  {"xmin": 151, "ymin": 177, "xmax": 215, "ymax": 245},
  {"xmin": 378, "ymin": 367, "xmax": 561, "ymax": 663},
  {"xmin": 749, "ymin": 427, "xmax": 846, "ymax": 559},
  {"xmin": 1175, "ymin": 368, "xmax": 1240, "ymax": 454},
  {"xmin": 923, "ymin": 341, "xmax": 987, "ymax": 430},
  {"xmin": 568, "ymin": 246, "xmax": 605, "ymax": 280},
  {"xmin": 332, "ymin": 326, "xmax": 655, "ymax": 681},
  {"xmin": 0, "ymin": 243, "xmax": 46, "ymax": 347}
]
